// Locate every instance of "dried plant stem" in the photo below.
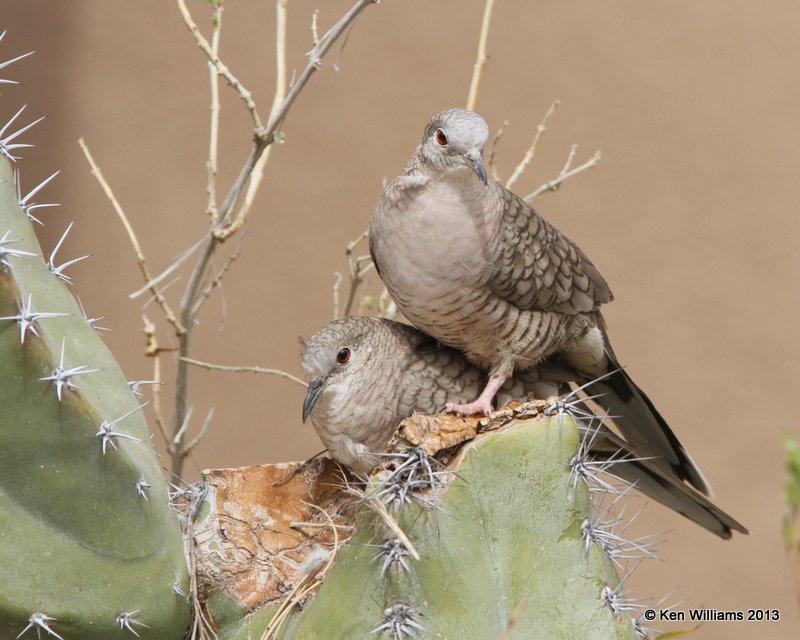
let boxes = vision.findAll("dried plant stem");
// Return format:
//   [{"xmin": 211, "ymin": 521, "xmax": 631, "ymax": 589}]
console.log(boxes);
[
  {"xmin": 143, "ymin": 315, "xmax": 170, "ymax": 447},
  {"xmin": 505, "ymin": 99, "xmax": 559, "ymax": 190},
  {"xmin": 466, "ymin": 0, "xmax": 496, "ymax": 111},
  {"xmin": 214, "ymin": 0, "xmax": 288, "ymax": 243},
  {"xmin": 176, "ymin": 0, "xmax": 264, "ymax": 133},
  {"xmin": 181, "ymin": 357, "xmax": 307, "ymax": 388},
  {"xmin": 524, "ymin": 147, "xmax": 602, "ymax": 201},
  {"xmin": 486, "ymin": 119, "xmax": 508, "ymax": 182},
  {"xmin": 205, "ymin": 2, "xmax": 222, "ymax": 222},
  {"xmin": 78, "ymin": 138, "xmax": 184, "ymax": 334},
  {"xmin": 337, "ymin": 229, "xmax": 374, "ymax": 317}
]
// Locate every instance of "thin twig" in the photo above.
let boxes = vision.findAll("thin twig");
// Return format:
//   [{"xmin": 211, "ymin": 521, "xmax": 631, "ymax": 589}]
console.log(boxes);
[
  {"xmin": 176, "ymin": 0, "xmax": 264, "ymax": 133},
  {"xmin": 205, "ymin": 1, "xmax": 223, "ymax": 222},
  {"xmin": 310, "ymin": 9, "xmax": 320, "ymax": 47},
  {"xmin": 465, "ymin": 0, "xmax": 496, "ymax": 111},
  {"xmin": 343, "ymin": 256, "xmax": 374, "ymax": 317},
  {"xmin": 524, "ymin": 149, "xmax": 602, "ymax": 201},
  {"xmin": 128, "ymin": 235, "xmax": 207, "ymax": 300},
  {"xmin": 78, "ymin": 138, "xmax": 185, "ymax": 334},
  {"xmin": 487, "ymin": 119, "xmax": 508, "ymax": 182},
  {"xmin": 505, "ymin": 99, "xmax": 559, "ymax": 190},
  {"xmin": 183, "ymin": 409, "xmax": 214, "ymax": 458},
  {"xmin": 181, "ymin": 357, "xmax": 307, "ymax": 388},
  {"xmin": 143, "ymin": 315, "xmax": 170, "ymax": 447},
  {"xmin": 213, "ymin": 0, "xmax": 288, "ymax": 242},
  {"xmin": 339, "ymin": 229, "xmax": 373, "ymax": 316},
  {"xmin": 191, "ymin": 233, "xmax": 245, "ymax": 318},
  {"xmin": 332, "ymin": 271, "xmax": 343, "ymax": 319}
]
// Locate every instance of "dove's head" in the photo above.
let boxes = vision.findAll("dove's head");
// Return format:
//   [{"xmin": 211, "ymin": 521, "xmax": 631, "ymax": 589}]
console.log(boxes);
[
  {"xmin": 300, "ymin": 317, "xmax": 406, "ymax": 474},
  {"xmin": 302, "ymin": 316, "xmax": 400, "ymax": 423},
  {"xmin": 419, "ymin": 108, "xmax": 490, "ymax": 185}
]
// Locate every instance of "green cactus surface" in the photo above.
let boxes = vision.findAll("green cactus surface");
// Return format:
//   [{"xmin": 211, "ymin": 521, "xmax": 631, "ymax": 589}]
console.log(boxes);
[
  {"xmin": 0, "ymin": 154, "xmax": 189, "ymax": 639},
  {"xmin": 206, "ymin": 416, "xmax": 638, "ymax": 640}
]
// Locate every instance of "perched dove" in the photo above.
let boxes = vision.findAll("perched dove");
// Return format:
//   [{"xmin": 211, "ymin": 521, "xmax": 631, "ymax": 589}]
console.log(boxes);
[
  {"xmin": 301, "ymin": 316, "xmax": 569, "ymax": 474},
  {"xmin": 369, "ymin": 108, "xmax": 710, "ymax": 496},
  {"xmin": 300, "ymin": 317, "xmax": 747, "ymax": 539}
]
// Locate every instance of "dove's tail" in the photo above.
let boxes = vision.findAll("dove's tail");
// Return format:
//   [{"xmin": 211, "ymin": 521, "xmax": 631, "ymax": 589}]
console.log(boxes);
[
  {"xmin": 585, "ymin": 425, "xmax": 748, "ymax": 539},
  {"xmin": 586, "ymin": 354, "xmax": 714, "ymax": 497}
]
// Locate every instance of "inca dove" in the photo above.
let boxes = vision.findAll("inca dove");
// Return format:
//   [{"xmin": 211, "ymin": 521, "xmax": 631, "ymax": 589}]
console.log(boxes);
[
  {"xmin": 301, "ymin": 316, "xmax": 569, "ymax": 474},
  {"xmin": 301, "ymin": 317, "xmax": 746, "ymax": 539},
  {"xmin": 369, "ymin": 107, "xmax": 710, "ymax": 496}
]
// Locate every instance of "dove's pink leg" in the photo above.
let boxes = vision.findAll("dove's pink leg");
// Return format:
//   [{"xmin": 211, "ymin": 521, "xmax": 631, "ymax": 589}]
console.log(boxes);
[{"xmin": 446, "ymin": 373, "xmax": 506, "ymax": 416}]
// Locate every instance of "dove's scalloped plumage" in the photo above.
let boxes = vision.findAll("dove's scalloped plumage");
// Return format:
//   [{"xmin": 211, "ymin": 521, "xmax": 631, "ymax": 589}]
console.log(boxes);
[{"xmin": 301, "ymin": 316, "xmax": 563, "ymax": 473}]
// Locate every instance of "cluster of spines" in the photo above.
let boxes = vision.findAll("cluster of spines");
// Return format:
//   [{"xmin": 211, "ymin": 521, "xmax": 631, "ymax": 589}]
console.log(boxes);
[
  {"xmin": 557, "ymin": 385, "xmax": 677, "ymax": 637},
  {"xmin": 350, "ymin": 374, "xmax": 677, "ymax": 638}
]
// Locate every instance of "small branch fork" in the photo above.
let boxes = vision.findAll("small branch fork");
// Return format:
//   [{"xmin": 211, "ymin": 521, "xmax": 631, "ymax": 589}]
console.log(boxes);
[{"xmin": 332, "ymin": 229, "xmax": 374, "ymax": 319}]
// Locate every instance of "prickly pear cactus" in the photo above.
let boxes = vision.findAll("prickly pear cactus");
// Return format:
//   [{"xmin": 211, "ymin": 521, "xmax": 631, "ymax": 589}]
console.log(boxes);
[
  {"xmin": 197, "ymin": 415, "xmax": 642, "ymax": 639},
  {"xmin": 0, "ymin": 126, "xmax": 189, "ymax": 636}
]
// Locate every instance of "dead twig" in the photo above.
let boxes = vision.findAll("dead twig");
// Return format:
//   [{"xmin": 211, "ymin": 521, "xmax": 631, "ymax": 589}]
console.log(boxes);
[
  {"xmin": 78, "ymin": 138, "xmax": 184, "ymax": 335},
  {"xmin": 524, "ymin": 147, "xmax": 602, "ymax": 201},
  {"xmin": 505, "ymin": 99, "xmax": 559, "ymax": 190},
  {"xmin": 465, "ymin": 0, "xmax": 496, "ymax": 111},
  {"xmin": 486, "ymin": 119, "xmax": 508, "ymax": 182},
  {"xmin": 181, "ymin": 357, "xmax": 307, "ymax": 388},
  {"xmin": 176, "ymin": 0, "xmax": 264, "ymax": 133},
  {"xmin": 204, "ymin": 1, "xmax": 222, "ymax": 222}
]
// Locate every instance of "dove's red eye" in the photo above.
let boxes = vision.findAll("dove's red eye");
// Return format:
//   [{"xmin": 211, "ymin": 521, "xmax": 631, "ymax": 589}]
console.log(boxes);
[
  {"xmin": 435, "ymin": 128, "xmax": 448, "ymax": 146},
  {"xmin": 336, "ymin": 347, "xmax": 351, "ymax": 364}
]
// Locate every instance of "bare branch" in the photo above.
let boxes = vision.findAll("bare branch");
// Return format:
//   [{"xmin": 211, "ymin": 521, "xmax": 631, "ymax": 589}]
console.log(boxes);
[
  {"xmin": 143, "ymin": 315, "xmax": 170, "ymax": 447},
  {"xmin": 524, "ymin": 148, "xmax": 602, "ymax": 201},
  {"xmin": 78, "ymin": 138, "xmax": 184, "ymax": 334},
  {"xmin": 505, "ymin": 99, "xmax": 559, "ymax": 190},
  {"xmin": 191, "ymin": 233, "xmax": 245, "ymax": 318},
  {"xmin": 183, "ymin": 409, "xmax": 214, "ymax": 457},
  {"xmin": 343, "ymin": 256, "xmax": 374, "ymax": 317},
  {"xmin": 311, "ymin": 9, "xmax": 320, "ymax": 47},
  {"xmin": 213, "ymin": 0, "xmax": 288, "ymax": 243},
  {"xmin": 486, "ymin": 119, "xmax": 508, "ymax": 182},
  {"xmin": 176, "ymin": 0, "xmax": 264, "ymax": 133},
  {"xmin": 465, "ymin": 0, "xmax": 496, "ymax": 111},
  {"xmin": 332, "ymin": 271, "xmax": 343, "ymax": 319},
  {"xmin": 181, "ymin": 357, "xmax": 307, "ymax": 388},
  {"xmin": 205, "ymin": 1, "xmax": 223, "ymax": 222}
]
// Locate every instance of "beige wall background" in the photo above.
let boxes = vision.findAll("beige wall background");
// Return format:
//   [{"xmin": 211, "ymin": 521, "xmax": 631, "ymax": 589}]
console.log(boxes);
[{"xmin": 4, "ymin": 1, "xmax": 799, "ymax": 637}]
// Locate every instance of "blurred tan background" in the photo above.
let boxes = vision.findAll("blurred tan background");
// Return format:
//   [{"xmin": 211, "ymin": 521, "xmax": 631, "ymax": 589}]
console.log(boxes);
[{"xmin": 3, "ymin": 1, "xmax": 799, "ymax": 637}]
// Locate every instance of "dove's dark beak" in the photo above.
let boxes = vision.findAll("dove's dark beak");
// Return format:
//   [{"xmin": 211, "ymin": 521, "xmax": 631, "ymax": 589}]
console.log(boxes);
[
  {"xmin": 465, "ymin": 149, "xmax": 488, "ymax": 185},
  {"xmin": 302, "ymin": 376, "xmax": 328, "ymax": 423}
]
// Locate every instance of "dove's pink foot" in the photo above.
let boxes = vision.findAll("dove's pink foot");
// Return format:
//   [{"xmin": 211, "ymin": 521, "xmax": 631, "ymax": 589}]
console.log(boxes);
[{"xmin": 446, "ymin": 373, "xmax": 506, "ymax": 416}]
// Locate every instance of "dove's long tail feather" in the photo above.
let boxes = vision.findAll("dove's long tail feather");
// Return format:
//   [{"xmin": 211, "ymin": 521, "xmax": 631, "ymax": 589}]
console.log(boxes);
[
  {"xmin": 586, "ymin": 353, "xmax": 713, "ymax": 497},
  {"xmin": 586, "ymin": 426, "xmax": 748, "ymax": 539}
]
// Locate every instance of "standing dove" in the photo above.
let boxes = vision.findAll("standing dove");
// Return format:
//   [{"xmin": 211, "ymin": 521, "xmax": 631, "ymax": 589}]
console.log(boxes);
[
  {"xmin": 369, "ymin": 108, "xmax": 710, "ymax": 495},
  {"xmin": 300, "ymin": 316, "xmax": 747, "ymax": 539}
]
